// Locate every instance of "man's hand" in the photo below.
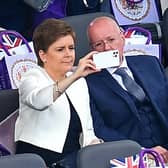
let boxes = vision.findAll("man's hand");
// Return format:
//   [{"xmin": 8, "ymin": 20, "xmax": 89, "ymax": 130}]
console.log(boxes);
[{"xmin": 89, "ymin": 139, "xmax": 104, "ymax": 145}]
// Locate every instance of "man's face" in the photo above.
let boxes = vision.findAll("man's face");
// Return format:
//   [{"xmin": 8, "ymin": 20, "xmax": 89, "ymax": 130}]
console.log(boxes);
[{"xmin": 88, "ymin": 18, "xmax": 125, "ymax": 64}]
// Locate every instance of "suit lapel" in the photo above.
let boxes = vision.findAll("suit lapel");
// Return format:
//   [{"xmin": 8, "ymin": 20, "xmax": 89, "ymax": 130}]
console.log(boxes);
[
  {"xmin": 126, "ymin": 57, "xmax": 168, "ymax": 128},
  {"xmin": 100, "ymin": 69, "xmax": 140, "ymax": 119},
  {"xmin": 127, "ymin": 57, "xmax": 153, "ymax": 99}
]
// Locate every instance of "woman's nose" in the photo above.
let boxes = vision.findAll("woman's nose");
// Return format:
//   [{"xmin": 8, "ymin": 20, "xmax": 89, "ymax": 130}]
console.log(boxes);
[{"xmin": 65, "ymin": 48, "xmax": 72, "ymax": 55}]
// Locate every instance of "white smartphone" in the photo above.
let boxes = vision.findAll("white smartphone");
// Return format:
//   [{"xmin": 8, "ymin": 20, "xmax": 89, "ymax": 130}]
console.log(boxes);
[{"xmin": 93, "ymin": 50, "xmax": 120, "ymax": 69}]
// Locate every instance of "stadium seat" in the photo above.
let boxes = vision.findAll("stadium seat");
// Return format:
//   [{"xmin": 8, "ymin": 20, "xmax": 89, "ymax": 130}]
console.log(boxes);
[
  {"xmin": 0, "ymin": 153, "xmax": 47, "ymax": 168},
  {"xmin": 77, "ymin": 140, "xmax": 141, "ymax": 168},
  {"xmin": 0, "ymin": 89, "xmax": 19, "ymax": 122},
  {"xmin": 0, "ymin": 89, "xmax": 19, "ymax": 154}
]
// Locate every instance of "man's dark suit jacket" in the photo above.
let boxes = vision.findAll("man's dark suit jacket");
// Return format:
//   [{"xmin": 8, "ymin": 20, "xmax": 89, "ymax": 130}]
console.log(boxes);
[{"xmin": 86, "ymin": 55, "xmax": 168, "ymax": 148}]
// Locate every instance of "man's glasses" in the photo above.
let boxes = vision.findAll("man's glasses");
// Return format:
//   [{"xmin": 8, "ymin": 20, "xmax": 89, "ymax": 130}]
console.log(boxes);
[{"xmin": 91, "ymin": 37, "xmax": 114, "ymax": 50}]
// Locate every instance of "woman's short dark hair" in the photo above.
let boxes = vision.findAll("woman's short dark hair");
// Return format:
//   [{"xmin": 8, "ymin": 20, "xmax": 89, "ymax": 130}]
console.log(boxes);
[{"xmin": 32, "ymin": 18, "xmax": 76, "ymax": 67}]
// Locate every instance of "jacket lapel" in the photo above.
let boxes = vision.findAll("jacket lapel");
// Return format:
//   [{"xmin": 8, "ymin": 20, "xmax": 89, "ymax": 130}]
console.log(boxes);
[
  {"xmin": 65, "ymin": 78, "xmax": 88, "ymax": 121},
  {"xmin": 126, "ymin": 57, "xmax": 168, "ymax": 129},
  {"xmin": 100, "ymin": 69, "xmax": 140, "ymax": 120},
  {"xmin": 127, "ymin": 57, "xmax": 168, "ymax": 122},
  {"xmin": 127, "ymin": 57, "xmax": 154, "ymax": 99}
]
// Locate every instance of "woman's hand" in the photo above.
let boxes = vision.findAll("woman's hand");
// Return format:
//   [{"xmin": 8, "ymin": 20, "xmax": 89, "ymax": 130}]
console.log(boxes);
[
  {"xmin": 73, "ymin": 51, "xmax": 101, "ymax": 79},
  {"xmin": 53, "ymin": 51, "xmax": 101, "ymax": 99}
]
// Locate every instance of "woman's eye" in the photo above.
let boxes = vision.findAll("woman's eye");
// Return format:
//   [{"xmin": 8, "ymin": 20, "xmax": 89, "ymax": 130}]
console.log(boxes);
[
  {"xmin": 69, "ymin": 46, "xmax": 75, "ymax": 50},
  {"xmin": 57, "ymin": 48, "xmax": 64, "ymax": 52}
]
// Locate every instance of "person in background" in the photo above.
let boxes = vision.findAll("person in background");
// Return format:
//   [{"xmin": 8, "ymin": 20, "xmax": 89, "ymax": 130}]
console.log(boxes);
[
  {"xmin": 32, "ymin": 0, "xmax": 67, "ymax": 30},
  {"xmin": 86, "ymin": 16, "xmax": 168, "ymax": 163},
  {"xmin": 15, "ymin": 18, "xmax": 102, "ymax": 168}
]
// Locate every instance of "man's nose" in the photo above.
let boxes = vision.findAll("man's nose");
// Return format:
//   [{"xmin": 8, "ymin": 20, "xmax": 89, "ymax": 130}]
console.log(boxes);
[{"xmin": 104, "ymin": 42, "xmax": 112, "ymax": 51}]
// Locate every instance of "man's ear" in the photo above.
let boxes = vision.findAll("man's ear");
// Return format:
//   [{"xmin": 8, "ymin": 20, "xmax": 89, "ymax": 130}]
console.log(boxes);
[
  {"xmin": 120, "ymin": 31, "xmax": 125, "ymax": 45},
  {"xmin": 119, "ymin": 27, "xmax": 125, "ymax": 41}
]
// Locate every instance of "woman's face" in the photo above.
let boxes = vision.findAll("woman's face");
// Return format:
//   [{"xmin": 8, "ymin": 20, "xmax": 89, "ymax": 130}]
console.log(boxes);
[{"xmin": 40, "ymin": 35, "xmax": 75, "ymax": 77}]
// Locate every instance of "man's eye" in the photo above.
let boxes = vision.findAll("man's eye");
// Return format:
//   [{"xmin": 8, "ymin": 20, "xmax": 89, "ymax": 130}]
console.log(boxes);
[
  {"xmin": 95, "ymin": 42, "xmax": 102, "ymax": 47},
  {"xmin": 108, "ymin": 38, "xmax": 114, "ymax": 43}
]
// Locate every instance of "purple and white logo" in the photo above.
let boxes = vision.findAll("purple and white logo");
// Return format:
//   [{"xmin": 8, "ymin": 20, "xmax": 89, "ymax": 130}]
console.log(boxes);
[{"xmin": 114, "ymin": 0, "xmax": 150, "ymax": 21}]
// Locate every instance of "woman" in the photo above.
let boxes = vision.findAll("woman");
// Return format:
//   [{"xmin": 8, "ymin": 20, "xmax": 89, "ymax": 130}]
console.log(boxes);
[{"xmin": 15, "ymin": 18, "xmax": 101, "ymax": 168}]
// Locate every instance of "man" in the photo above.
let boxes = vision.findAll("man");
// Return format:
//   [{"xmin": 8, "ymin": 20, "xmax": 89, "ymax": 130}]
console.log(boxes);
[{"xmin": 86, "ymin": 16, "xmax": 168, "ymax": 162}]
